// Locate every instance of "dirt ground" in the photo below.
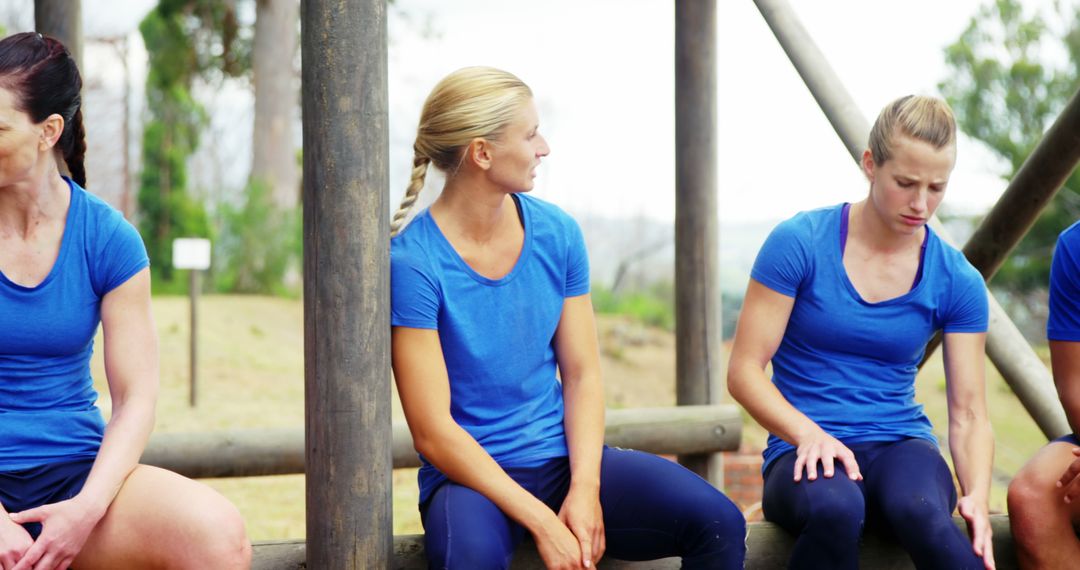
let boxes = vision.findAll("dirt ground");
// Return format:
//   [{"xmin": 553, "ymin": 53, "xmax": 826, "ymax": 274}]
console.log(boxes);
[{"xmin": 89, "ymin": 295, "xmax": 1045, "ymax": 540}]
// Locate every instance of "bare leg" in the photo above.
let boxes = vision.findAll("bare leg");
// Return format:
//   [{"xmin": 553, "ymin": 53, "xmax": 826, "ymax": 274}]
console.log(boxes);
[
  {"xmin": 73, "ymin": 465, "xmax": 251, "ymax": 570},
  {"xmin": 1008, "ymin": 441, "xmax": 1080, "ymax": 570}
]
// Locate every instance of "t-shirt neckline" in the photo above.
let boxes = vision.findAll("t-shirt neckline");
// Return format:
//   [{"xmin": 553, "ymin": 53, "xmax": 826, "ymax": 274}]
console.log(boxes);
[
  {"xmin": 0, "ymin": 177, "xmax": 78, "ymax": 292},
  {"xmin": 425, "ymin": 193, "xmax": 533, "ymax": 287}
]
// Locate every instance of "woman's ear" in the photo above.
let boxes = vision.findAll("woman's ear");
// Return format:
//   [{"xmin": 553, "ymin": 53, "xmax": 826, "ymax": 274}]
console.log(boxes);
[
  {"xmin": 468, "ymin": 138, "xmax": 493, "ymax": 171},
  {"xmin": 38, "ymin": 113, "xmax": 64, "ymax": 151},
  {"xmin": 861, "ymin": 149, "xmax": 876, "ymax": 184}
]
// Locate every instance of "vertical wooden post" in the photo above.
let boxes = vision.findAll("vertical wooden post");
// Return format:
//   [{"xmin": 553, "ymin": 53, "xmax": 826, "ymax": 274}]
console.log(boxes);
[
  {"xmin": 675, "ymin": 0, "xmax": 722, "ymax": 485},
  {"xmin": 34, "ymin": 0, "xmax": 82, "ymax": 70},
  {"xmin": 188, "ymin": 269, "xmax": 198, "ymax": 407},
  {"xmin": 301, "ymin": 0, "xmax": 391, "ymax": 567}
]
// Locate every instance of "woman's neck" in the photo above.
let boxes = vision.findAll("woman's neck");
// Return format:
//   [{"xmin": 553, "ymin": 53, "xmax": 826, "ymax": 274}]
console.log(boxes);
[
  {"xmin": 849, "ymin": 199, "xmax": 923, "ymax": 254},
  {"xmin": 0, "ymin": 170, "xmax": 68, "ymax": 239},
  {"xmin": 431, "ymin": 174, "xmax": 516, "ymax": 245}
]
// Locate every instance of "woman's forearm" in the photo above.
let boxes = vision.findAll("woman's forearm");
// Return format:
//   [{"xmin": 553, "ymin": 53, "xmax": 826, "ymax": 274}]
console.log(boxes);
[
  {"xmin": 416, "ymin": 422, "xmax": 560, "ymax": 533},
  {"xmin": 562, "ymin": 371, "xmax": 605, "ymax": 491},
  {"xmin": 949, "ymin": 411, "xmax": 994, "ymax": 501},
  {"xmin": 74, "ymin": 395, "xmax": 157, "ymax": 517},
  {"xmin": 729, "ymin": 361, "xmax": 821, "ymax": 446}
]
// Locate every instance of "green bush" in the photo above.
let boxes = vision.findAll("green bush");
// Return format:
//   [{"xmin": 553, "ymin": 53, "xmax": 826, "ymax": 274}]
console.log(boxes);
[
  {"xmin": 592, "ymin": 281, "xmax": 675, "ymax": 331},
  {"xmin": 213, "ymin": 180, "xmax": 302, "ymax": 295}
]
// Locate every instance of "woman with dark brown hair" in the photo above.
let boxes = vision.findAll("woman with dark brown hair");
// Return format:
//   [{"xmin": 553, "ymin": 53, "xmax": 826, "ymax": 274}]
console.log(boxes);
[{"xmin": 0, "ymin": 32, "xmax": 249, "ymax": 570}]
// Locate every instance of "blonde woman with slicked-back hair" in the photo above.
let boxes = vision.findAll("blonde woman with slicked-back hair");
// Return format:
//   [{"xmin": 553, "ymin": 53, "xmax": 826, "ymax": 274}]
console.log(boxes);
[
  {"xmin": 728, "ymin": 94, "xmax": 995, "ymax": 570},
  {"xmin": 390, "ymin": 67, "xmax": 746, "ymax": 570}
]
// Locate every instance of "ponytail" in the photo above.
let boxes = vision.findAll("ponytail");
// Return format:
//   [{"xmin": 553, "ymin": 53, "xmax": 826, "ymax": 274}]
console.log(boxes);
[
  {"xmin": 390, "ymin": 153, "xmax": 430, "ymax": 237},
  {"xmin": 62, "ymin": 106, "xmax": 86, "ymax": 187}
]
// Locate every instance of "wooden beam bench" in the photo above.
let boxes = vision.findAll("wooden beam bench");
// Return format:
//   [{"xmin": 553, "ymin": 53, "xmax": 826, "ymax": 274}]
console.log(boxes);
[
  {"xmin": 142, "ymin": 405, "xmax": 741, "ymax": 478},
  {"xmin": 251, "ymin": 515, "xmax": 1018, "ymax": 569}
]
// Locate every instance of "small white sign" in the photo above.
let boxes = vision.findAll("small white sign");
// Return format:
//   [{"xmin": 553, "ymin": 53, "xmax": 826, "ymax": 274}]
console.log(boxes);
[{"xmin": 173, "ymin": 238, "xmax": 212, "ymax": 270}]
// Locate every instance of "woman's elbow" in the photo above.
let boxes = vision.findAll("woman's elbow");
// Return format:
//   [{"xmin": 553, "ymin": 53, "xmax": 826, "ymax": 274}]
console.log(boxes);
[
  {"xmin": 408, "ymin": 418, "xmax": 455, "ymax": 459},
  {"xmin": 726, "ymin": 364, "xmax": 752, "ymax": 405}
]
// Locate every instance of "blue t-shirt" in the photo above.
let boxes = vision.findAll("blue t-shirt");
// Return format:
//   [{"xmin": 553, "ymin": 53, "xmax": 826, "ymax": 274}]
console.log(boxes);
[
  {"xmin": 1048, "ymin": 220, "xmax": 1080, "ymax": 342},
  {"xmin": 750, "ymin": 204, "xmax": 989, "ymax": 471},
  {"xmin": 0, "ymin": 179, "xmax": 149, "ymax": 472},
  {"xmin": 391, "ymin": 193, "xmax": 589, "ymax": 503}
]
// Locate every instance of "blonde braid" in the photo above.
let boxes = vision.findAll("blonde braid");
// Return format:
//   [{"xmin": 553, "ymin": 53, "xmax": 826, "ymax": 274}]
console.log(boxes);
[{"xmin": 390, "ymin": 153, "xmax": 430, "ymax": 237}]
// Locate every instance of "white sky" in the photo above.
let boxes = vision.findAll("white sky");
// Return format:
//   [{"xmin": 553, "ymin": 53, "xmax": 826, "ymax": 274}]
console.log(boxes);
[
  {"xmin": 57, "ymin": 0, "xmax": 1063, "ymax": 225},
  {"xmin": 387, "ymin": 0, "xmax": 1034, "ymax": 224}
]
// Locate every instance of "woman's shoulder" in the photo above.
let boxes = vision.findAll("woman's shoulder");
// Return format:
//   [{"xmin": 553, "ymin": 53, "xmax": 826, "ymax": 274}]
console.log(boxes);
[
  {"xmin": 926, "ymin": 227, "xmax": 983, "ymax": 286},
  {"xmin": 70, "ymin": 181, "xmax": 141, "ymax": 249},
  {"xmin": 1058, "ymin": 219, "xmax": 1080, "ymax": 251},
  {"xmin": 516, "ymin": 192, "xmax": 577, "ymax": 227},
  {"xmin": 390, "ymin": 211, "xmax": 437, "ymax": 271},
  {"xmin": 768, "ymin": 203, "xmax": 842, "ymax": 241},
  {"xmin": 74, "ymin": 182, "xmax": 126, "ymax": 227}
]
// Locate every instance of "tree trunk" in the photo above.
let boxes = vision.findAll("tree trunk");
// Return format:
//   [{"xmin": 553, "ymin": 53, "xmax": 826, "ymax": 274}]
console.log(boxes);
[
  {"xmin": 34, "ymin": 0, "xmax": 81, "ymax": 69},
  {"xmin": 253, "ymin": 0, "xmax": 299, "ymax": 209}
]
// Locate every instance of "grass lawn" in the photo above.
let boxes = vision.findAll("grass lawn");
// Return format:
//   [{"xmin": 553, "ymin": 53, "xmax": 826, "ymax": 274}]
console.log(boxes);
[{"xmin": 89, "ymin": 295, "xmax": 1050, "ymax": 540}]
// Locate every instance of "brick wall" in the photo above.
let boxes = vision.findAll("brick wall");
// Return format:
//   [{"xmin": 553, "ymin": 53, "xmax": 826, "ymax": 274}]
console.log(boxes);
[{"xmin": 723, "ymin": 445, "xmax": 764, "ymax": 522}]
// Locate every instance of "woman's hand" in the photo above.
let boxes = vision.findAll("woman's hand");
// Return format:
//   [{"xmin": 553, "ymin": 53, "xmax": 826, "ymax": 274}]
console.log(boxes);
[
  {"xmin": 1055, "ymin": 447, "xmax": 1080, "ymax": 503},
  {"xmin": 0, "ymin": 515, "xmax": 33, "ymax": 570},
  {"xmin": 532, "ymin": 513, "xmax": 587, "ymax": 570},
  {"xmin": 957, "ymin": 494, "xmax": 996, "ymax": 570},
  {"xmin": 793, "ymin": 430, "xmax": 863, "ymax": 482},
  {"xmin": 558, "ymin": 486, "xmax": 605, "ymax": 568},
  {"xmin": 9, "ymin": 497, "xmax": 103, "ymax": 570}
]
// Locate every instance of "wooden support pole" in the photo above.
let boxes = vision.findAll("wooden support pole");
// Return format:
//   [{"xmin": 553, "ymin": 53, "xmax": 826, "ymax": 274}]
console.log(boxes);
[
  {"xmin": 301, "ymin": 0, "xmax": 390, "ymax": 567},
  {"xmin": 753, "ymin": 0, "xmax": 1070, "ymax": 439},
  {"xmin": 675, "ymin": 0, "xmax": 722, "ymax": 485},
  {"xmin": 34, "ymin": 0, "xmax": 82, "ymax": 70},
  {"xmin": 188, "ymin": 269, "xmax": 198, "ymax": 407},
  {"xmin": 142, "ymin": 405, "xmax": 743, "ymax": 479}
]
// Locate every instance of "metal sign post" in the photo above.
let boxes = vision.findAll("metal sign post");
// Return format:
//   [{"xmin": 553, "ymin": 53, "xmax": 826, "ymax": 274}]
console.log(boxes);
[{"xmin": 172, "ymin": 238, "xmax": 211, "ymax": 407}]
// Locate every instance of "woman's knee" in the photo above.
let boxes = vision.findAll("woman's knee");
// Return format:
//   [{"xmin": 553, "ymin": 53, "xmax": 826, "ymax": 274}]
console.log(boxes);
[
  {"xmin": 422, "ymin": 484, "xmax": 516, "ymax": 570},
  {"xmin": 179, "ymin": 487, "xmax": 252, "ymax": 570},
  {"xmin": 1007, "ymin": 459, "xmax": 1065, "ymax": 537},
  {"xmin": 208, "ymin": 504, "xmax": 251, "ymax": 570},
  {"xmin": 806, "ymin": 487, "xmax": 865, "ymax": 536},
  {"xmin": 425, "ymin": 530, "xmax": 513, "ymax": 570}
]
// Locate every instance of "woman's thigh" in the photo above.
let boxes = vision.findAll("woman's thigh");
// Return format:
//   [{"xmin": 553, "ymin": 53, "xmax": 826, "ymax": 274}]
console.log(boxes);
[
  {"xmin": 861, "ymin": 438, "xmax": 957, "ymax": 522},
  {"xmin": 596, "ymin": 448, "xmax": 745, "ymax": 563},
  {"xmin": 73, "ymin": 465, "xmax": 250, "ymax": 570},
  {"xmin": 859, "ymin": 439, "xmax": 982, "ymax": 567},
  {"xmin": 421, "ymin": 481, "xmax": 525, "ymax": 570},
  {"xmin": 762, "ymin": 449, "xmax": 866, "ymax": 534}
]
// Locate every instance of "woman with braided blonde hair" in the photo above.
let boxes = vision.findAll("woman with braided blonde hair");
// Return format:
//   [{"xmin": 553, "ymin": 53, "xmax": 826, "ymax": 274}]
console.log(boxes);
[{"xmin": 390, "ymin": 66, "xmax": 745, "ymax": 570}]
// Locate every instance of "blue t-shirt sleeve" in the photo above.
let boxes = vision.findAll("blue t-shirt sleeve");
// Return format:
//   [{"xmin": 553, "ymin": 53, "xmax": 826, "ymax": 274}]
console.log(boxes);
[
  {"xmin": 390, "ymin": 251, "xmax": 440, "ymax": 330},
  {"xmin": 1048, "ymin": 229, "xmax": 1080, "ymax": 341},
  {"xmin": 92, "ymin": 215, "xmax": 150, "ymax": 297},
  {"xmin": 750, "ymin": 216, "xmax": 811, "ymax": 297},
  {"xmin": 942, "ymin": 261, "xmax": 989, "ymax": 334},
  {"xmin": 564, "ymin": 216, "xmax": 590, "ymax": 297}
]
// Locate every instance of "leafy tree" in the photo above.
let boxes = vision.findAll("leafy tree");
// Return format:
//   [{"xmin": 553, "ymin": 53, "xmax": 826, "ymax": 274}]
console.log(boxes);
[
  {"xmin": 138, "ymin": 1, "xmax": 250, "ymax": 290},
  {"xmin": 940, "ymin": 0, "xmax": 1080, "ymax": 291}
]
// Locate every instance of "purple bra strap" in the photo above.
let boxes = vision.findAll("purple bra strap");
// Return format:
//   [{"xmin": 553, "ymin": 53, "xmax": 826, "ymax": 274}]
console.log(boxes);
[{"xmin": 840, "ymin": 203, "xmax": 851, "ymax": 256}]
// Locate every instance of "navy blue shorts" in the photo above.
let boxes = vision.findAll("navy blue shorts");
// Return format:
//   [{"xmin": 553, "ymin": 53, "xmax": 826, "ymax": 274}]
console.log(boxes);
[
  {"xmin": 1053, "ymin": 433, "xmax": 1080, "ymax": 446},
  {"xmin": 0, "ymin": 458, "xmax": 94, "ymax": 539}
]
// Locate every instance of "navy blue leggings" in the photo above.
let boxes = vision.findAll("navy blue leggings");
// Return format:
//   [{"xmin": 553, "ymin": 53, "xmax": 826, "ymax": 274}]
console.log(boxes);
[
  {"xmin": 421, "ymin": 447, "xmax": 746, "ymax": 570},
  {"xmin": 762, "ymin": 438, "xmax": 982, "ymax": 570}
]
